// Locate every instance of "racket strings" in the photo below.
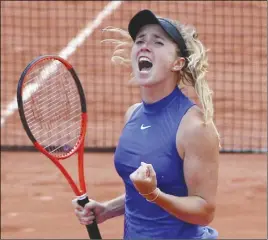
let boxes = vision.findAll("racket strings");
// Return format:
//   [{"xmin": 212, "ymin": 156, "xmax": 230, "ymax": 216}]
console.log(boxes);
[
  {"xmin": 46, "ymin": 129, "xmax": 82, "ymax": 154},
  {"xmin": 23, "ymin": 80, "xmax": 72, "ymax": 111},
  {"xmin": 28, "ymin": 110, "xmax": 80, "ymax": 134},
  {"xmin": 22, "ymin": 59, "xmax": 82, "ymax": 157},
  {"xmin": 37, "ymin": 116, "xmax": 81, "ymax": 141},
  {"xmin": 25, "ymin": 99, "xmax": 80, "ymax": 128},
  {"xmin": 24, "ymin": 70, "xmax": 67, "ymax": 98},
  {"xmin": 24, "ymin": 88, "xmax": 79, "ymax": 123}
]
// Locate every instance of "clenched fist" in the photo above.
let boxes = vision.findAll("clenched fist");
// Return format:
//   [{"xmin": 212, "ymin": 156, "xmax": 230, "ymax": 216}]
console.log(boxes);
[{"xmin": 129, "ymin": 162, "xmax": 158, "ymax": 196}]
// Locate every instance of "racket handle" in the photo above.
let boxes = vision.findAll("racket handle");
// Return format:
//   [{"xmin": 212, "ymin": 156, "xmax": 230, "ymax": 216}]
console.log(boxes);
[{"xmin": 77, "ymin": 195, "xmax": 102, "ymax": 239}]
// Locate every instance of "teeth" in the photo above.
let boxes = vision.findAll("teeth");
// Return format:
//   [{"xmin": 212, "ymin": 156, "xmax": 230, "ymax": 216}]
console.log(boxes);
[{"xmin": 139, "ymin": 57, "xmax": 151, "ymax": 63}]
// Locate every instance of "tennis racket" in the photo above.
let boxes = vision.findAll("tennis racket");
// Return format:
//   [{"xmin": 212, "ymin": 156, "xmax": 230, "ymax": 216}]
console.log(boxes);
[{"xmin": 17, "ymin": 55, "xmax": 102, "ymax": 239}]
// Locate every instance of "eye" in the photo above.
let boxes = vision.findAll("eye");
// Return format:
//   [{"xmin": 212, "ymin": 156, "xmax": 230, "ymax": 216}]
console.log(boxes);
[
  {"xmin": 155, "ymin": 41, "xmax": 164, "ymax": 46},
  {"xmin": 135, "ymin": 40, "xmax": 144, "ymax": 45}
]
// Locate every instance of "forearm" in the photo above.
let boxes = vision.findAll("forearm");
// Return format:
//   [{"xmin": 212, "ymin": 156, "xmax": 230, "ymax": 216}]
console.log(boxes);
[
  {"xmin": 103, "ymin": 194, "xmax": 125, "ymax": 219},
  {"xmin": 151, "ymin": 190, "xmax": 215, "ymax": 225}
]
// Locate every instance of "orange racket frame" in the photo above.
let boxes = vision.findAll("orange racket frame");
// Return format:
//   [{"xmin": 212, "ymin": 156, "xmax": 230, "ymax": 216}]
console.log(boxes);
[{"xmin": 17, "ymin": 55, "xmax": 101, "ymax": 239}]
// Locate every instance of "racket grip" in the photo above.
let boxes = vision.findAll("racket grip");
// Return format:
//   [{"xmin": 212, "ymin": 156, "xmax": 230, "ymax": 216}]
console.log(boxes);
[{"xmin": 77, "ymin": 195, "xmax": 102, "ymax": 239}]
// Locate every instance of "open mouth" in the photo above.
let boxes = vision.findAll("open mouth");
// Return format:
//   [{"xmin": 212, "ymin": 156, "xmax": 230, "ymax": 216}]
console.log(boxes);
[{"xmin": 138, "ymin": 56, "xmax": 153, "ymax": 73}]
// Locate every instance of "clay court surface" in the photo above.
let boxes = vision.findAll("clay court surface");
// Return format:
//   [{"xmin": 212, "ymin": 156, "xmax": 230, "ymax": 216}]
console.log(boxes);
[
  {"xmin": 1, "ymin": 1, "xmax": 267, "ymax": 239},
  {"xmin": 1, "ymin": 152, "xmax": 267, "ymax": 239}
]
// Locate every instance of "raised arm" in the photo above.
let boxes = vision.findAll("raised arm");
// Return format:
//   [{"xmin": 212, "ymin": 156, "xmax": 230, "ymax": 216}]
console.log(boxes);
[{"xmin": 130, "ymin": 106, "xmax": 219, "ymax": 225}]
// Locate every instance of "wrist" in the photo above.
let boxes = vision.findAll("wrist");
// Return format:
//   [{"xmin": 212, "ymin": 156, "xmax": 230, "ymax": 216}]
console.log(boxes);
[{"xmin": 140, "ymin": 188, "xmax": 161, "ymax": 203}]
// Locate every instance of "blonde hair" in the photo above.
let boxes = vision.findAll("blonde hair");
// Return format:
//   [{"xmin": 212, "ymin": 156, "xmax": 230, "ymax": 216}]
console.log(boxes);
[{"xmin": 101, "ymin": 21, "xmax": 220, "ymax": 144}]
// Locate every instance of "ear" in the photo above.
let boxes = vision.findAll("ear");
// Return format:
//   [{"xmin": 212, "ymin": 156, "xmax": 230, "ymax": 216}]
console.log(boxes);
[{"xmin": 171, "ymin": 57, "xmax": 186, "ymax": 72}]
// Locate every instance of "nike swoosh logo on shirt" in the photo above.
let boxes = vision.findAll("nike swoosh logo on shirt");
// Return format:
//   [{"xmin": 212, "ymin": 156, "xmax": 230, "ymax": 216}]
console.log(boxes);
[{"xmin": 140, "ymin": 124, "xmax": 151, "ymax": 130}]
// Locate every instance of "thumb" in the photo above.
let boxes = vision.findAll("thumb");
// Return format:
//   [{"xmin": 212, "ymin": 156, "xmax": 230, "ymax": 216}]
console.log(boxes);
[
  {"xmin": 129, "ymin": 171, "xmax": 136, "ymax": 181},
  {"xmin": 84, "ymin": 199, "xmax": 98, "ymax": 211},
  {"xmin": 147, "ymin": 164, "xmax": 156, "ymax": 177},
  {"xmin": 71, "ymin": 197, "xmax": 83, "ymax": 210},
  {"xmin": 141, "ymin": 161, "xmax": 150, "ymax": 168}
]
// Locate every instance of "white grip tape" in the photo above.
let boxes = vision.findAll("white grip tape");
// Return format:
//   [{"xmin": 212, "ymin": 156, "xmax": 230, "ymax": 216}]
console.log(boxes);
[{"xmin": 77, "ymin": 193, "xmax": 88, "ymax": 201}]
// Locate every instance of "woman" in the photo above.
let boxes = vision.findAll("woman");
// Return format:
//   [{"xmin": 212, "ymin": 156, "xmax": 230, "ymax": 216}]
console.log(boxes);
[{"xmin": 73, "ymin": 9, "xmax": 220, "ymax": 239}]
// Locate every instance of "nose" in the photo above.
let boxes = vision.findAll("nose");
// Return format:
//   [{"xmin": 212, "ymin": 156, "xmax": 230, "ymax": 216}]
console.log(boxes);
[
  {"xmin": 138, "ymin": 44, "xmax": 151, "ymax": 56},
  {"xmin": 138, "ymin": 38, "xmax": 151, "ymax": 50},
  {"xmin": 140, "ymin": 46, "xmax": 150, "ymax": 52}
]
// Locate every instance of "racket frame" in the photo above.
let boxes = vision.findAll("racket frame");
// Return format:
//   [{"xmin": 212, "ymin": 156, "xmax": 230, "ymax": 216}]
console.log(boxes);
[
  {"xmin": 17, "ymin": 55, "xmax": 87, "ymax": 196},
  {"xmin": 17, "ymin": 55, "xmax": 102, "ymax": 239}
]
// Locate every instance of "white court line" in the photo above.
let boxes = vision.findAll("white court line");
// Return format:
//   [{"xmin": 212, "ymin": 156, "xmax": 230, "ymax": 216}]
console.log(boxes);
[{"xmin": 1, "ymin": 0, "xmax": 123, "ymax": 127}]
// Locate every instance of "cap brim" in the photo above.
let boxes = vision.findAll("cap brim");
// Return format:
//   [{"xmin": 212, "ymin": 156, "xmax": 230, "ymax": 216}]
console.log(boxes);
[
  {"xmin": 128, "ymin": 9, "xmax": 189, "ymax": 58},
  {"xmin": 128, "ymin": 10, "xmax": 160, "ymax": 40}
]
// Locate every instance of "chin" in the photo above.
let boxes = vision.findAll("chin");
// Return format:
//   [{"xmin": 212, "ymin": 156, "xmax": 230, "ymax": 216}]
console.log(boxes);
[
  {"xmin": 137, "ymin": 78, "xmax": 157, "ymax": 87},
  {"xmin": 134, "ymin": 72, "xmax": 159, "ymax": 87},
  {"xmin": 141, "ymin": 77, "xmax": 165, "ymax": 88}
]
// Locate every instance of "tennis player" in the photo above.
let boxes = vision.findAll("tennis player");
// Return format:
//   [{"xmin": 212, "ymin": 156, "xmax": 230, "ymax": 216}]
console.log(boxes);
[{"xmin": 73, "ymin": 9, "xmax": 220, "ymax": 239}]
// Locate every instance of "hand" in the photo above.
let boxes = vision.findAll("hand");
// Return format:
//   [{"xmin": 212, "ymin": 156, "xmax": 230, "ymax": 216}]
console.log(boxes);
[
  {"xmin": 129, "ymin": 162, "xmax": 157, "ymax": 195},
  {"xmin": 72, "ymin": 198, "xmax": 108, "ymax": 225}
]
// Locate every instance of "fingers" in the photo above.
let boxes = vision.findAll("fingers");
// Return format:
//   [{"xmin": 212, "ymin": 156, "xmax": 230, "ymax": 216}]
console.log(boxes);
[
  {"xmin": 80, "ymin": 217, "xmax": 94, "ymax": 225},
  {"xmin": 131, "ymin": 162, "xmax": 154, "ymax": 178},
  {"xmin": 130, "ymin": 162, "xmax": 156, "ymax": 182},
  {"xmin": 72, "ymin": 198, "xmax": 97, "ymax": 225},
  {"xmin": 79, "ymin": 215, "xmax": 95, "ymax": 225},
  {"xmin": 129, "ymin": 171, "xmax": 135, "ymax": 181},
  {"xmin": 146, "ymin": 163, "xmax": 156, "ymax": 177},
  {"xmin": 72, "ymin": 198, "xmax": 82, "ymax": 209},
  {"xmin": 75, "ymin": 208, "xmax": 95, "ymax": 225},
  {"xmin": 75, "ymin": 208, "xmax": 93, "ymax": 218},
  {"xmin": 141, "ymin": 162, "xmax": 155, "ymax": 177},
  {"xmin": 140, "ymin": 161, "xmax": 146, "ymax": 166},
  {"xmin": 130, "ymin": 165, "xmax": 145, "ymax": 180}
]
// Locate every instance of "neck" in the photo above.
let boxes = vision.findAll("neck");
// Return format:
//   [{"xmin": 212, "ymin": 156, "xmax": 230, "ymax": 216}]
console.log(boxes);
[{"xmin": 140, "ymin": 80, "xmax": 177, "ymax": 104}]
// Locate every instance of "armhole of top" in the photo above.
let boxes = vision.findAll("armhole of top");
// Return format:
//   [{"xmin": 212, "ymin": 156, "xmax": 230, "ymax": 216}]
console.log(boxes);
[
  {"xmin": 124, "ymin": 103, "xmax": 142, "ymax": 125},
  {"xmin": 177, "ymin": 100, "xmax": 196, "ymax": 130},
  {"xmin": 175, "ymin": 103, "xmax": 196, "ymax": 160}
]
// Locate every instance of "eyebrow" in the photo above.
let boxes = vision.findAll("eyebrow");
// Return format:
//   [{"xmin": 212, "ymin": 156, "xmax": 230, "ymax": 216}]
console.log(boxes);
[{"xmin": 136, "ymin": 33, "xmax": 165, "ymax": 41}]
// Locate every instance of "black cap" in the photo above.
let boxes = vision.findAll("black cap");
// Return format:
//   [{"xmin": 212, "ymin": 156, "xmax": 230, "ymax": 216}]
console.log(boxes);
[{"xmin": 128, "ymin": 9, "xmax": 188, "ymax": 58}]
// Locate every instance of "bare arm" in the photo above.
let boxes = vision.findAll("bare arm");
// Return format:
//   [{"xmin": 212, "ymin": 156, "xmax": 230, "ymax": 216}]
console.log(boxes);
[
  {"xmin": 146, "ymin": 107, "xmax": 219, "ymax": 225},
  {"xmin": 102, "ymin": 194, "xmax": 126, "ymax": 219}
]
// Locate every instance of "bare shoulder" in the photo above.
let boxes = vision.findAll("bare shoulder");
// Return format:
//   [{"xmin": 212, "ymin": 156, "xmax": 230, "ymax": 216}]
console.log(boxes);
[
  {"xmin": 176, "ymin": 105, "xmax": 220, "ymax": 159},
  {"xmin": 124, "ymin": 102, "xmax": 142, "ymax": 124}
]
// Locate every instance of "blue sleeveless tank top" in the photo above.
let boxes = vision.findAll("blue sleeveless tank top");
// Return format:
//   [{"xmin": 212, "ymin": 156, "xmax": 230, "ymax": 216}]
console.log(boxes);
[{"xmin": 114, "ymin": 87, "xmax": 218, "ymax": 239}]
